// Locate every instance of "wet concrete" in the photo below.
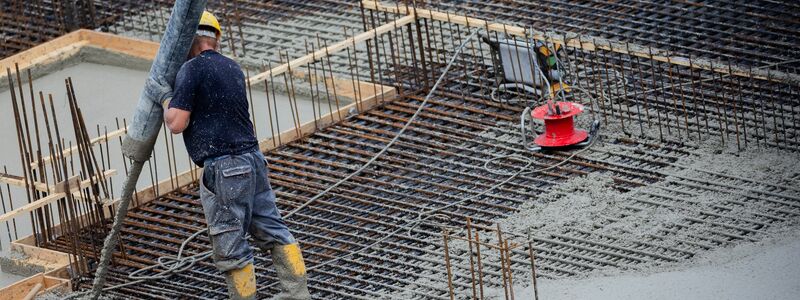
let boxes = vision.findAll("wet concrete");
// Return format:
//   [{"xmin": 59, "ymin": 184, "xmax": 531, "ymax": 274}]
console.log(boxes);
[
  {"xmin": 524, "ymin": 229, "xmax": 800, "ymax": 300},
  {"xmin": 390, "ymin": 117, "xmax": 800, "ymax": 299},
  {"xmin": 0, "ymin": 269, "xmax": 25, "ymax": 291}
]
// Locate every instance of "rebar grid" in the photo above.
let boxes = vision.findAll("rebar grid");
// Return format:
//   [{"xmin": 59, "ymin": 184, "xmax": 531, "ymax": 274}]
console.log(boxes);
[
  {"xmin": 1, "ymin": 1, "xmax": 799, "ymax": 299},
  {"xmin": 422, "ymin": 0, "xmax": 800, "ymax": 71}
]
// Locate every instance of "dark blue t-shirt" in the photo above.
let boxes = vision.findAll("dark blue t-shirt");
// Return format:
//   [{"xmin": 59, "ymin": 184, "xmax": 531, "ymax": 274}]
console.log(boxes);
[{"xmin": 170, "ymin": 50, "xmax": 258, "ymax": 166}]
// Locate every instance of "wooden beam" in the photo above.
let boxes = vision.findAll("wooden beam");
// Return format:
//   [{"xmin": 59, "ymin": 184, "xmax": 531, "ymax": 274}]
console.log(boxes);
[
  {"xmin": 0, "ymin": 169, "xmax": 117, "ymax": 223},
  {"xmin": 29, "ymin": 126, "xmax": 127, "ymax": 169},
  {"xmin": 12, "ymin": 235, "xmax": 72, "ymax": 269},
  {"xmin": 0, "ymin": 173, "xmax": 49, "ymax": 192},
  {"xmin": 0, "ymin": 193, "xmax": 66, "ymax": 223},
  {"xmin": 362, "ymin": 1, "xmax": 800, "ymax": 85},
  {"xmin": 257, "ymin": 83, "xmax": 395, "ymax": 153},
  {"xmin": 0, "ymin": 273, "xmax": 69, "ymax": 300},
  {"xmin": 0, "ymin": 169, "xmax": 116, "ymax": 194},
  {"xmin": 79, "ymin": 30, "xmax": 159, "ymax": 60},
  {"xmin": 0, "ymin": 30, "xmax": 84, "ymax": 72},
  {"xmin": 52, "ymin": 176, "xmax": 81, "ymax": 193},
  {"xmin": 65, "ymin": 170, "xmax": 117, "ymax": 192},
  {"xmin": 1, "ymin": 29, "xmax": 159, "ymax": 89},
  {"xmin": 23, "ymin": 283, "xmax": 43, "ymax": 300},
  {"xmin": 0, "ymin": 29, "xmax": 158, "ymax": 72},
  {"xmin": 248, "ymin": 14, "xmax": 416, "ymax": 84},
  {"xmin": 105, "ymin": 82, "xmax": 396, "ymax": 209}
]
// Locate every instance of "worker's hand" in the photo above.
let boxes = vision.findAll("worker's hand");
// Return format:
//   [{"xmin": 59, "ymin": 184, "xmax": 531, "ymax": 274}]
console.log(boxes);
[{"xmin": 146, "ymin": 75, "xmax": 174, "ymax": 107}]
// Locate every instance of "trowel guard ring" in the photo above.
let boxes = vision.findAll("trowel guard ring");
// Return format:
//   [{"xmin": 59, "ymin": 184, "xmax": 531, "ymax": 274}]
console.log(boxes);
[{"xmin": 530, "ymin": 101, "xmax": 589, "ymax": 147}]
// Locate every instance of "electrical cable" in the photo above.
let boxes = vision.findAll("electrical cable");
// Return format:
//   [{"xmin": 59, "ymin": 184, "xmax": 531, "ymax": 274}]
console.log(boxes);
[
  {"xmin": 71, "ymin": 28, "xmax": 484, "ymax": 295},
  {"xmin": 289, "ymin": 28, "xmax": 604, "ymax": 288},
  {"xmin": 490, "ymin": 83, "xmax": 545, "ymax": 104},
  {"xmin": 282, "ymin": 29, "xmax": 483, "ymax": 219},
  {"xmin": 65, "ymin": 228, "xmax": 214, "ymax": 297},
  {"xmin": 79, "ymin": 25, "xmax": 611, "ymax": 296},
  {"xmin": 271, "ymin": 26, "xmax": 602, "ymax": 284}
]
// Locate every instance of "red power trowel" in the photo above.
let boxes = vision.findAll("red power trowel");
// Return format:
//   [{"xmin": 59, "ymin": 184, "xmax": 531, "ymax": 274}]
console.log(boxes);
[
  {"xmin": 521, "ymin": 100, "xmax": 599, "ymax": 151},
  {"xmin": 482, "ymin": 34, "xmax": 600, "ymax": 151}
]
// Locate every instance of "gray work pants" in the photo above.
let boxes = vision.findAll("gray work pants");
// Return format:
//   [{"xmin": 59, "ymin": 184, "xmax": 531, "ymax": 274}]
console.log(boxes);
[{"xmin": 200, "ymin": 150, "xmax": 296, "ymax": 272}]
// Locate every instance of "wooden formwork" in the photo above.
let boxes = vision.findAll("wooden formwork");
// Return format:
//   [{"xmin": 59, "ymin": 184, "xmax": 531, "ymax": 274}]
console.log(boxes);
[
  {"xmin": 0, "ymin": 29, "xmax": 158, "ymax": 81},
  {"xmin": 0, "ymin": 272, "xmax": 70, "ymax": 300}
]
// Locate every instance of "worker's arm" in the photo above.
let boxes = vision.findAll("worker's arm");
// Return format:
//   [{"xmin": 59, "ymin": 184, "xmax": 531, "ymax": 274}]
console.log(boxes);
[
  {"xmin": 163, "ymin": 102, "xmax": 191, "ymax": 133},
  {"xmin": 163, "ymin": 64, "xmax": 197, "ymax": 134}
]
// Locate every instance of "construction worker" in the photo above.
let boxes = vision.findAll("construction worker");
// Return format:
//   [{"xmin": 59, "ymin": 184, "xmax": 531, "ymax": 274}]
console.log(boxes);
[{"xmin": 159, "ymin": 11, "xmax": 311, "ymax": 300}]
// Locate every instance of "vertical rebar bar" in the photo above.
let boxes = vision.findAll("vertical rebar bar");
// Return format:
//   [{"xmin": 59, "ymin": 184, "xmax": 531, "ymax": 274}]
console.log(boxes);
[
  {"xmin": 497, "ymin": 224, "xmax": 509, "ymax": 300},
  {"xmin": 465, "ymin": 218, "xmax": 478, "ymax": 299},
  {"xmin": 442, "ymin": 229, "xmax": 455, "ymax": 300},
  {"xmin": 528, "ymin": 241, "xmax": 539, "ymax": 300}
]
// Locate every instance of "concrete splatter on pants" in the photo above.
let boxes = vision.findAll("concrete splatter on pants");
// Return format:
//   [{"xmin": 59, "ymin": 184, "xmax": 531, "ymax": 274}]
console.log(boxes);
[{"xmin": 200, "ymin": 150, "xmax": 296, "ymax": 272}]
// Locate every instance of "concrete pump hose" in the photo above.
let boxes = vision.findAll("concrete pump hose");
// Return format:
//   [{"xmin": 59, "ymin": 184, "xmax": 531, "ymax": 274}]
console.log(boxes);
[{"xmin": 88, "ymin": 0, "xmax": 208, "ymax": 299}]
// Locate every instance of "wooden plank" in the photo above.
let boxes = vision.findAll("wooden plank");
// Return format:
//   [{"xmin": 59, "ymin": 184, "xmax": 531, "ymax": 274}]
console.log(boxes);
[
  {"xmin": 0, "ymin": 272, "xmax": 70, "ymax": 299},
  {"xmin": 0, "ymin": 30, "xmax": 83, "ymax": 72},
  {"xmin": 1, "ymin": 40, "xmax": 88, "ymax": 76},
  {"xmin": 0, "ymin": 274, "xmax": 46, "ymax": 300},
  {"xmin": 12, "ymin": 235, "xmax": 70, "ymax": 265},
  {"xmin": 52, "ymin": 176, "xmax": 81, "ymax": 193},
  {"xmin": 257, "ymin": 84, "xmax": 395, "ymax": 153},
  {"xmin": 248, "ymin": 14, "xmax": 416, "ymax": 83},
  {"xmin": 0, "ymin": 170, "xmax": 116, "ymax": 194},
  {"xmin": 105, "ymin": 82, "xmax": 396, "ymax": 209},
  {"xmin": 0, "ymin": 169, "xmax": 117, "ymax": 223},
  {"xmin": 0, "ymin": 193, "xmax": 66, "ymax": 223},
  {"xmin": 2, "ymin": 237, "xmax": 73, "ymax": 295},
  {"xmin": 60, "ymin": 169, "xmax": 117, "ymax": 192},
  {"xmin": 22, "ymin": 283, "xmax": 42, "ymax": 300},
  {"xmin": 80, "ymin": 30, "xmax": 159, "ymax": 60},
  {"xmin": 0, "ymin": 29, "xmax": 157, "ymax": 72},
  {"xmin": 61, "ymin": 169, "xmax": 117, "ymax": 193},
  {"xmin": 1, "ymin": 29, "xmax": 159, "ymax": 91},
  {"xmin": 0, "ymin": 173, "xmax": 49, "ymax": 192},
  {"xmin": 30, "ymin": 126, "xmax": 127, "ymax": 169},
  {"xmin": 362, "ymin": 1, "xmax": 800, "ymax": 85}
]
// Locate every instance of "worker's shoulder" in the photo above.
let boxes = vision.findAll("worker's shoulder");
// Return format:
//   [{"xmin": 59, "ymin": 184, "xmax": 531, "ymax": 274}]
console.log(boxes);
[
  {"xmin": 183, "ymin": 51, "xmax": 240, "ymax": 71},
  {"xmin": 178, "ymin": 56, "xmax": 202, "ymax": 73}
]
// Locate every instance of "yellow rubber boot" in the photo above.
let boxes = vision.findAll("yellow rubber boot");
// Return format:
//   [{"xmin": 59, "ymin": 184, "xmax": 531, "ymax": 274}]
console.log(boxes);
[
  {"xmin": 225, "ymin": 263, "xmax": 257, "ymax": 300},
  {"xmin": 271, "ymin": 243, "xmax": 311, "ymax": 300}
]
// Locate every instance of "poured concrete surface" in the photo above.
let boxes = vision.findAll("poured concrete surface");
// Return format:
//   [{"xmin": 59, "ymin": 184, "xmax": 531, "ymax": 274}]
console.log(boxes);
[
  {"xmin": 390, "ymin": 118, "xmax": 800, "ymax": 299},
  {"xmin": 532, "ymin": 231, "xmax": 800, "ymax": 300},
  {"xmin": 0, "ymin": 269, "xmax": 25, "ymax": 290}
]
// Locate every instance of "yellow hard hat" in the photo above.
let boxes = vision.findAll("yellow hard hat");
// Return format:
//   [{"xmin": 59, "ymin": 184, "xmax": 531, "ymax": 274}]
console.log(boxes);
[{"xmin": 198, "ymin": 11, "xmax": 222, "ymax": 39}]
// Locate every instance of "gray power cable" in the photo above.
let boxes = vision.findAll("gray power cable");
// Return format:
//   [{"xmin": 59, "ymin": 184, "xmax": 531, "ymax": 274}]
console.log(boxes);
[
  {"xmin": 78, "ymin": 27, "xmax": 602, "ymax": 296},
  {"xmin": 66, "ymin": 28, "xmax": 485, "ymax": 296},
  {"xmin": 283, "ymin": 29, "xmax": 483, "ymax": 219},
  {"xmin": 265, "ymin": 27, "xmax": 601, "ymax": 288}
]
